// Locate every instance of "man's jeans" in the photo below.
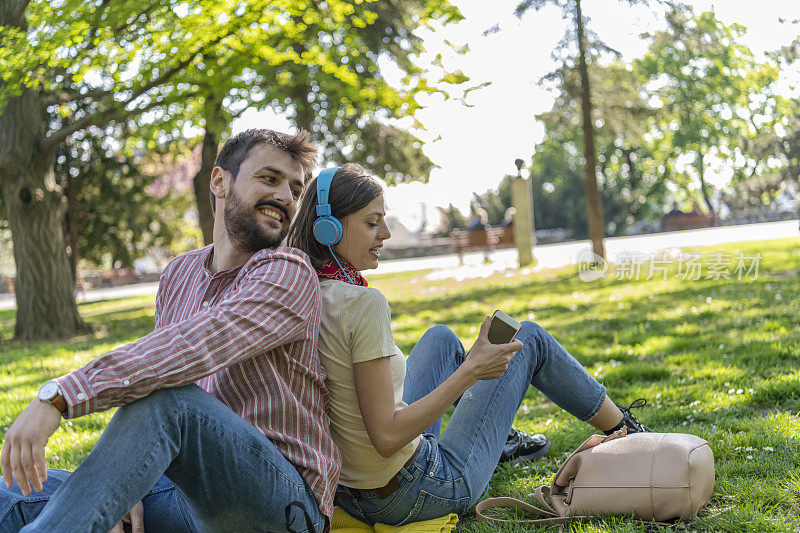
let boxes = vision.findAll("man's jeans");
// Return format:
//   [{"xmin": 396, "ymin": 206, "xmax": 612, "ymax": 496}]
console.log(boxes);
[
  {"xmin": 336, "ymin": 322, "xmax": 606, "ymax": 526},
  {"xmin": 0, "ymin": 384, "xmax": 325, "ymax": 533}
]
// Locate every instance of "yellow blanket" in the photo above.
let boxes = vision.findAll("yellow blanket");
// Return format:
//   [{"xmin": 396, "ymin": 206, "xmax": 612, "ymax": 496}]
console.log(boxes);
[{"xmin": 331, "ymin": 506, "xmax": 458, "ymax": 533}]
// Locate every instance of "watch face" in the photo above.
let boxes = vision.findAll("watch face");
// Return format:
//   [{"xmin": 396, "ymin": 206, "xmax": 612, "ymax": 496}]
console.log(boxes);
[{"xmin": 38, "ymin": 381, "xmax": 59, "ymax": 401}]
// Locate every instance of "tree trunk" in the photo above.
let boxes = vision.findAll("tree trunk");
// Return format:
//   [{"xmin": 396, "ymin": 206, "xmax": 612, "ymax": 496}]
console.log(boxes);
[
  {"xmin": 292, "ymin": 80, "xmax": 315, "ymax": 134},
  {"xmin": 192, "ymin": 96, "xmax": 225, "ymax": 245},
  {"xmin": 575, "ymin": 0, "xmax": 606, "ymax": 259},
  {"xmin": 290, "ymin": 40, "xmax": 315, "ymax": 135},
  {"xmin": 193, "ymin": 128, "xmax": 218, "ymax": 245},
  {"xmin": 64, "ymin": 169, "xmax": 79, "ymax": 282},
  {"xmin": 696, "ymin": 152, "xmax": 715, "ymax": 216},
  {"xmin": 0, "ymin": 86, "xmax": 90, "ymax": 340}
]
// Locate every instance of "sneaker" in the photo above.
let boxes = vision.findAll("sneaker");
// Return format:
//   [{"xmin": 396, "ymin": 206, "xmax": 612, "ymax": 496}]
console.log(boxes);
[
  {"xmin": 498, "ymin": 428, "xmax": 551, "ymax": 465},
  {"xmin": 605, "ymin": 398, "xmax": 651, "ymax": 435}
]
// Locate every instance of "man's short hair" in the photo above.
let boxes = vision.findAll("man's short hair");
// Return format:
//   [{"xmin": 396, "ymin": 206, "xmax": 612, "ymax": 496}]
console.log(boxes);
[{"xmin": 210, "ymin": 129, "xmax": 317, "ymax": 213}]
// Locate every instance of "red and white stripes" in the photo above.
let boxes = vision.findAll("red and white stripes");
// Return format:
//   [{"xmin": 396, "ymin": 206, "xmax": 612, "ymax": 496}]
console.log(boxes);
[{"xmin": 57, "ymin": 244, "xmax": 340, "ymax": 518}]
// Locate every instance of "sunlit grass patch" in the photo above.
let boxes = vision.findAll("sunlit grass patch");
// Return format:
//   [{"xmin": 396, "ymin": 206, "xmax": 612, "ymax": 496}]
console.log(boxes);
[
  {"xmin": 0, "ymin": 236, "xmax": 798, "ymax": 531},
  {"xmin": 372, "ymin": 237, "xmax": 800, "ymax": 532}
]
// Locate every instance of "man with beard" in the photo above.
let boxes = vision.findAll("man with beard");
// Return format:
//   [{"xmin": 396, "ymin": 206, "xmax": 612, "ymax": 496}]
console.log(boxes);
[{"xmin": 0, "ymin": 129, "xmax": 340, "ymax": 533}]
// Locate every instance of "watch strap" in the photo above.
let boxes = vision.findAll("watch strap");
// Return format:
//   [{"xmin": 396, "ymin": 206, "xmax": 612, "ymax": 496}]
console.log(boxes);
[
  {"xmin": 50, "ymin": 394, "xmax": 67, "ymax": 414},
  {"xmin": 39, "ymin": 381, "xmax": 68, "ymax": 415}
]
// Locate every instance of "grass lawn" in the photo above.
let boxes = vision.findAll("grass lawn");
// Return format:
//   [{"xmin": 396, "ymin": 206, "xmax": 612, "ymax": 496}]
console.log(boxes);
[{"xmin": 1, "ymin": 236, "xmax": 799, "ymax": 531}]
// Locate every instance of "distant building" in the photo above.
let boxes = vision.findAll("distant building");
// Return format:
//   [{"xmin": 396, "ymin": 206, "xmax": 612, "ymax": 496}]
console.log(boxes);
[{"xmin": 384, "ymin": 216, "xmax": 420, "ymax": 249}]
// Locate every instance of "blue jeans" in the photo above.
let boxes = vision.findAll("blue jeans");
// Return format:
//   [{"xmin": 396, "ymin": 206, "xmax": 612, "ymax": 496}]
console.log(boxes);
[
  {"xmin": 0, "ymin": 384, "xmax": 325, "ymax": 533},
  {"xmin": 336, "ymin": 322, "xmax": 606, "ymax": 526}
]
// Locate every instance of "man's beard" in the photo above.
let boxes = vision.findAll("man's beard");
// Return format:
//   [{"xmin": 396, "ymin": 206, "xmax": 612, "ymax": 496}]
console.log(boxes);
[{"xmin": 223, "ymin": 187, "xmax": 289, "ymax": 254}]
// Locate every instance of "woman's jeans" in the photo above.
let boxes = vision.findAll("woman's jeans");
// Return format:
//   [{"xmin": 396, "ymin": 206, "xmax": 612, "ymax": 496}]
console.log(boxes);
[
  {"xmin": 0, "ymin": 384, "xmax": 325, "ymax": 533},
  {"xmin": 336, "ymin": 321, "xmax": 606, "ymax": 526}
]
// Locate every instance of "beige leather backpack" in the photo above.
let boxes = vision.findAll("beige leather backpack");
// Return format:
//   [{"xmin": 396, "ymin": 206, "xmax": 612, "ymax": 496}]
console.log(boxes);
[{"xmin": 476, "ymin": 429, "xmax": 715, "ymax": 526}]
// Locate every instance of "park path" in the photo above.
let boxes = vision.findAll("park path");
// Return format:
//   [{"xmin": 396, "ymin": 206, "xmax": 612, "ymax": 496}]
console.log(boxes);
[
  {"xmin": 381, "ymin": 219, "xmax": 799, "ymax": 281},
  {"xmin": 0, "ymin": 219, "xmax": 797, "ymax": 311}
]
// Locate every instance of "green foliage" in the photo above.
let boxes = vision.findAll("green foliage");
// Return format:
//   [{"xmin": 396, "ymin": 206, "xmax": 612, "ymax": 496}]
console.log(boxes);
[
  {"xmin": 3, "ymin": 238, "xmax": 798, "ymax": 531},
  {"xmin": 528, "ymin": 136, "xmax": 588, "ymax": 234},
  {"xmin": 338, "ymin": 122, "xmax": 437, "ymax": 186},
  {"xmin": 480, "ymin": 4, "xmax": 793, "ymax": 237},
  {"xmin": 0, "ymin": 0, "xmax": 465, "ymax": 182},
  {"xmin": 472, "ymin": 58, "xmax": 671, "ymax": 237},
  {"xmin": 436, "ymin": 203, "xmax": 468, "ymax": 235},
  {"xmin": 635, "ymin": 8, "xmax": 782, "ymax": 212},
  {"xmin": 470, "ymin": 176, "xmax": 513, "ymax": 226},
  {"xmin": 55, "ymin": 128, "xmax": 191, "ymax": 269},
  {"xmin": 721, "ymin": 172, "xmax": 795, "ymax": 212},
  {"xmin": 283, "ymin": 0, "xmax": 468, "ymax": 183},
  {"xmin": 738, "ymin": 39, "xmax": 800, "ymax": 209},
  {"xmin": 534, "ymin": 58, "xmax": 671, "ymax": 236},
  {"xmin": 0, "ymin": 0, "xmax": 469, "ymax": 285}
]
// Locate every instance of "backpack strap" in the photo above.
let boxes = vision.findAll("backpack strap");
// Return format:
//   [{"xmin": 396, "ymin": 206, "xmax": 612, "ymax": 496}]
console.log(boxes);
[
  {"xmin": 474, "ymin": 495, "xmax": 580, "ymax": 527},
  {"xmin": 534, "ymin": 486, "xmax": 559, "ymax": 514},
  {"xmin": 474, "ymin": 491, "xmax": 677, "ymax": 528}
]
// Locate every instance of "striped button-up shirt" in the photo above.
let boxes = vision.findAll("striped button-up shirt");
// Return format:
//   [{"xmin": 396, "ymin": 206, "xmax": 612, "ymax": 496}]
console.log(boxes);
[{"xmin": 57, "ymin": 244, "xmax": 340, "ymax": 518}]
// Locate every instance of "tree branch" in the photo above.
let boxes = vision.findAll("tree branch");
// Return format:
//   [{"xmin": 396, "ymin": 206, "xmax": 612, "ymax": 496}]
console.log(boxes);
[
  {"xmin": 123, "ymin": 33, "xmax": 225, "ymax": 104},
  {"xmin": 46, "ymin": 13, "xmax": 226, "ymax": 111},
  {"xmin": 111, "ymin": 4, "xmax": 158, "ymax": 35},
  {"xmin": 74, "ymin": 0, "xmax": 115, "ymax": 60},
  {"xmin": 42, "ymin": 110, "xmax": 114, "ymax": 153},
  {"xmin": 43, "ymin": 89, "xmax": 203, "ymax": 152},
  {"xmin": 42, "ymin": 16, "xmax": 235, "ymax": 153},
  {"xmin": 43, "ymin": 37, "xmax": 225, "ymax": 150},
  {"xmin": 43, "ymin": 87, "xmax": 112, "ymax": 106}
]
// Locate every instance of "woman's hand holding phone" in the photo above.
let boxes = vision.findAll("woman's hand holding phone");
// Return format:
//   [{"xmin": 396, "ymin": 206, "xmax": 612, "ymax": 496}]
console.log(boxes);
[{"xmin": 464, "ymin": 316, "xmax": 523, "ymax": 381}]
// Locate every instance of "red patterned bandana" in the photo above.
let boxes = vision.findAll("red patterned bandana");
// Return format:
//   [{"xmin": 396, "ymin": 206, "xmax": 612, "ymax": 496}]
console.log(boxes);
[{"xmin": 318, "ymin": 262, "xmax": 368, "ymax": 287}]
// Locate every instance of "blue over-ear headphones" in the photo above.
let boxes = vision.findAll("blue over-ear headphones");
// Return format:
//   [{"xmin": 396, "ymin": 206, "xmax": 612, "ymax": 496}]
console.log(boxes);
[
  {"xmin": 313, "ymin": 166, "xmax": 355, "ymax": 285},
  {"xmin": 313, "ymin": 167, "xmax": 342, "ymax": 245}
]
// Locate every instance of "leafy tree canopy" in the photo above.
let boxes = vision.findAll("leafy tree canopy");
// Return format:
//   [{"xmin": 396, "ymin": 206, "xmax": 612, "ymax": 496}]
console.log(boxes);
[
  {"xmin": 1, "ymin": 0, "xmax": 467, "ymax": 178},
  {"xmin": 635, "ymin": 7, "xmax": 781, "ymax": 213},
  {"xmin": 56, "ymin": 127, "xmax": 195, "ymax": 270}
]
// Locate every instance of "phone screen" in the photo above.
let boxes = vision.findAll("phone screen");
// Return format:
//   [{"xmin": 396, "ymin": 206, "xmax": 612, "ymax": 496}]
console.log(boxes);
[{"xmin": 488, "ymin": 316, "xmax": 519, "ymax": 344}]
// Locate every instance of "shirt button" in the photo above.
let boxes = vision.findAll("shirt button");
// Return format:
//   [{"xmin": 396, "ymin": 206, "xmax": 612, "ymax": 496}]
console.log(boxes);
[
  {"xmin": 123, "ymin": 379, "xmax": 130, "ymax": 385},
  {"xmin": 202, "ymin": 301, "xmax": 209, "ymax": 307},
  {"xmin": 76, "ymin": 393, "xmax": 86, "ymax": 401}
]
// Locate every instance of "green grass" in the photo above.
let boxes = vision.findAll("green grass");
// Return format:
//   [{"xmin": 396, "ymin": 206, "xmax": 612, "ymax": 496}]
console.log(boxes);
[{"xmin": 2, "ymin": 237, "xmax": 799, "ymax": 531}]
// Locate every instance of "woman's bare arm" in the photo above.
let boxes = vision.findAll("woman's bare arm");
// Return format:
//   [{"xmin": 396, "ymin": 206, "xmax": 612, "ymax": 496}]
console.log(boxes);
[{"xmin": 353, "ymin": 317, "xmax": 522, "ymax": 458}]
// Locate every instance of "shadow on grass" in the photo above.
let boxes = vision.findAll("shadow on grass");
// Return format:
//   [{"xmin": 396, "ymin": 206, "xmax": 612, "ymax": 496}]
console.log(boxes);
[
  {"xmin": 0, "ymin": 305, "xmax": 155, "ymax": 366},
  {"xmin": 391, "ymin": 270, "xmax": 797, "ymax": 381},
  {"xmin": 0, "ymin": 238, "xmax": 797, "ymax": 531}
]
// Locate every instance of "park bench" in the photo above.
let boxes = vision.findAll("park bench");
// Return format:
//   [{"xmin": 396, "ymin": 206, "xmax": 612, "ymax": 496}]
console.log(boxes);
[
  {"xmin": 450, "ymin": 226, "xmax": 514, "ymax": 255},
  {"xmin": 660, "ymin": 212, "xmax": 716, "ymax": 231}
]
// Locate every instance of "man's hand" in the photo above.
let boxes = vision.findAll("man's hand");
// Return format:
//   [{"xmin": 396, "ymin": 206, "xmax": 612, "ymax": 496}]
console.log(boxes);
[
  {"xmin": 0, "ymin": 398, "xmax": 61, "ymax": 496},
  {"xmin": 110, "ymin": 501, "xmax": 144, "ymax": 533}
]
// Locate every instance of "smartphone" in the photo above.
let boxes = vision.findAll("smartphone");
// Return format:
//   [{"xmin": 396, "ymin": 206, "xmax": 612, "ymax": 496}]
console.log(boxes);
[{"xmin": 487, "ymin": 310, "xmax": 521, "ymax": 344}]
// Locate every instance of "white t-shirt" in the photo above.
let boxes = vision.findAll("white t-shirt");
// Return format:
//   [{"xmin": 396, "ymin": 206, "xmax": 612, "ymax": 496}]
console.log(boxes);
[{"xmin": 318, "ymin": 279, "xmax": 420, "ymax": 488}]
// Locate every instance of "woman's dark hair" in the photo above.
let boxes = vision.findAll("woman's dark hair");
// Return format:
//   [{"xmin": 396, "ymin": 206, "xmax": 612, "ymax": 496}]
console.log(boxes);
[{"xmin": 287, "ymin": 163, "xmax": 383, "ymax": 270}]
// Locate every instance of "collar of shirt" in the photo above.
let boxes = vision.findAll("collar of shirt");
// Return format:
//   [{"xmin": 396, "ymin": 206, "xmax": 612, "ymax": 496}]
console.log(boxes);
[{"xmin": 201, "ymin": 244, "xmax": 246, "ymax": 280}]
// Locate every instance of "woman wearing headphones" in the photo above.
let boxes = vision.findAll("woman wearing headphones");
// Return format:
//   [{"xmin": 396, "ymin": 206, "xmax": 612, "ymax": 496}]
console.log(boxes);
[{"xmin": 286, "ymin": 163, "xmax": 649, "ymax": 526}]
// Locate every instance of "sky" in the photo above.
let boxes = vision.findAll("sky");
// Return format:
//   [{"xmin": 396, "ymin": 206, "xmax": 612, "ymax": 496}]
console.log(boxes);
[{"xmin": 232, "ymin": 0, "xmax": 800, "ymax": 231}]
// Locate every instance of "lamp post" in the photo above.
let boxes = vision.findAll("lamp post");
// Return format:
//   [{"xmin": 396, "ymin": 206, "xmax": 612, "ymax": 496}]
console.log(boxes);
[{"xmin": 511, "ymin": 158, "xmax": 535, "ymax": 267}]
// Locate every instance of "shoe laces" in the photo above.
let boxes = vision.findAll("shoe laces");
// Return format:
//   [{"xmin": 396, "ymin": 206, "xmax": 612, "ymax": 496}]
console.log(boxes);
[
  {"xmin": 506, "ymin": 427, "xmax": 523, "ymax": 447},
  {"xmin": 622, "ymin": 398, "xmax": 647, "ymax": 411},
  {"xmin": 619, "ymin": 398, "xmax": 648, "ymax": 432}
]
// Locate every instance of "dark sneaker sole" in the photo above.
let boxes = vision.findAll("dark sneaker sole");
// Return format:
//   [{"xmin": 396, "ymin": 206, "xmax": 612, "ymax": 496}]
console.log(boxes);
[{"xmin": 501, "ymin": 440, "xmax": 552, "ymax": 465}]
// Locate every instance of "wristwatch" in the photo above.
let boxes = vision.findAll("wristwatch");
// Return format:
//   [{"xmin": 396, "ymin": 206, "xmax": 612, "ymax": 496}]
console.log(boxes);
[{"xmin": 38, "ymin": 380, "xmax": 67, "ymax": 415}]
